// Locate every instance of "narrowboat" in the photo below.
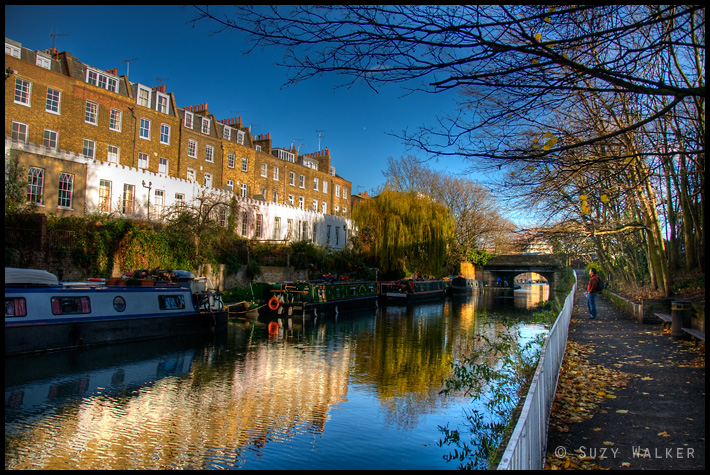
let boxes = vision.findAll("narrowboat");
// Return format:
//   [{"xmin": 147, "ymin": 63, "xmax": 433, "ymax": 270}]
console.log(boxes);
[
  {"xmin": 379, "ymin": 279, "xmax": 448, "ymax": 304},
  {"xmin": 5, "ymin": 268, "xmax": 227, "ymax": 355},
  {"xmin": 250, "ymin": 279, "xmax": 378, "ymax": 317},
  {"xmin": 448, "ymin": 276, "xmax": 483, "ymax": 296}
]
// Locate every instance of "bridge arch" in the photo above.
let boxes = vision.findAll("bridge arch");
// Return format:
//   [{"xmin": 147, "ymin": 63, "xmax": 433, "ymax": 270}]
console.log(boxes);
[{"xmin": 483, "ymin": 254, "xmax": 564, "ymax": 290}]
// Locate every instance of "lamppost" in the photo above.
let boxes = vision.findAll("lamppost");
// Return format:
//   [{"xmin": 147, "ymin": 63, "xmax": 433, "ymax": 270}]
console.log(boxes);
[{"xmin": 142, "ymin": 180, "xmax": 152, "ymax": 220}]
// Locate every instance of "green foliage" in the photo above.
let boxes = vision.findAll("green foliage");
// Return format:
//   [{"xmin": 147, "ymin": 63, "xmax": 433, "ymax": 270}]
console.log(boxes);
[
  {"xmin": 466, "ymin": 248, "xmax": 493, "ymax": 266},
  {"xmin": 352, "ymin": 189, "xmax": 454, "ymax": 276},
  {"xmin": 4, "ymin": 152, "xmax": 27, "ymax": 214}
]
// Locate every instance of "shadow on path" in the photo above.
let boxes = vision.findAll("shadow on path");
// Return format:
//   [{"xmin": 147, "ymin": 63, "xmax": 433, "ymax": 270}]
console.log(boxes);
[{"xmin": 545, "ymin": 288, "xmax": 705, "ymax": 470}]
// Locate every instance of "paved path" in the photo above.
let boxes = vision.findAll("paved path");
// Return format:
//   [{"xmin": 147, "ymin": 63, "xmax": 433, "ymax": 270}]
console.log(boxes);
[{"xmin": 545, "ymin": 288, "xmax": 705, "ymax": 470}]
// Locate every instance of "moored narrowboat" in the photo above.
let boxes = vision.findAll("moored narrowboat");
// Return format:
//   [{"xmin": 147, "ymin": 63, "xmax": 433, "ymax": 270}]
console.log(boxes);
[
  {"xmin": 5, "ymin": 268, "xmax": 227, "ymax": 355},
  {"xmin": 448, "ymin": 276, "xmax": 483, "ymax": 296},
  {"xmin": 379, "ymin": 279, "xmax": 448, "ymax": 305},
  {"xmin": 250, "ymin": 280, "xmax": 378, "ymax": 317}
]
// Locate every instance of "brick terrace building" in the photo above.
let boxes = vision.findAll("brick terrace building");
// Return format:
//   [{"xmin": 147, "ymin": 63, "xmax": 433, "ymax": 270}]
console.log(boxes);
[{"xmin": 5, "ymin": 37, "xmax": 353, "ymax": 249}]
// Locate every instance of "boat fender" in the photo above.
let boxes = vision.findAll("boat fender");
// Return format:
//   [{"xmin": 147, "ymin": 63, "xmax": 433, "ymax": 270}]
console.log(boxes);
[{"xmin": 268, "ymin": 296, "xmax": 280, "ymax": 311}]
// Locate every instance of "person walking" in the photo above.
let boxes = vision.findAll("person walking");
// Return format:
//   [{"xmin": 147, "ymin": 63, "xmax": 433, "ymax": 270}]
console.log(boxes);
[{"xmin": 586, "ymin": 268, "xmax": 601, "ymax": 319}]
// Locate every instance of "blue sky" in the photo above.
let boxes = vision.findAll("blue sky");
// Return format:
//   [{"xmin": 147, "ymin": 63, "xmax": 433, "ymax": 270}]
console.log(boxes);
[{"xmin": 6, "ymin": 5, "xmax": 474, "ymax": 196}]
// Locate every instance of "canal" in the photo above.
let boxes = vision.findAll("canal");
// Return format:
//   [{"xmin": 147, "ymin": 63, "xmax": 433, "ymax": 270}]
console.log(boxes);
[{"xmin": 5, "ymin": 284, "xmax": 550, "ymax": 470}]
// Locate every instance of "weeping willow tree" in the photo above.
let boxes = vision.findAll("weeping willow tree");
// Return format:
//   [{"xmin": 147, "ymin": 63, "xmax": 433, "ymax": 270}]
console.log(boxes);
[{"xmin": 352, "ymin": 190, "xmax": 454, "ymax": 277}]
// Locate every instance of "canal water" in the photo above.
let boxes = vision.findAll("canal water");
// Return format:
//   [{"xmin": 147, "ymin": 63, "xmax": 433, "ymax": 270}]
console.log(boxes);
[{"xmin": 5, "ymin": 284, "xmax": 550, "ymax": 470}]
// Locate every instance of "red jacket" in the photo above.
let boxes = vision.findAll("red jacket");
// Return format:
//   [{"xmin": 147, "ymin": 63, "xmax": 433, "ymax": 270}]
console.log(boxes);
[{"xmin": 587, "ymin": 275, "xmax": 601, "ymax": 293}]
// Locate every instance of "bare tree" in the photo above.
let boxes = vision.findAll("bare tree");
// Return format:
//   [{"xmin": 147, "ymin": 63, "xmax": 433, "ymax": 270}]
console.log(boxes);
[{"xmin": 191, "ymin": 5, "xmax": 704, "ymax": 165}]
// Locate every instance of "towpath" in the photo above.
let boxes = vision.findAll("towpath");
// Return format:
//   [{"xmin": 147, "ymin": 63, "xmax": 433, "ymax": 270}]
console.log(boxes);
[{"xmin": 545, "ymin": 287, "xmax": 705, "ymax": 470}]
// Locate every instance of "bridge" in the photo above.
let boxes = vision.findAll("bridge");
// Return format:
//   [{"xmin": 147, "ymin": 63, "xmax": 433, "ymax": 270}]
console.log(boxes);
[{"xmin": 483, "ymin": 254, "xmax": 565, "ymax": 289}]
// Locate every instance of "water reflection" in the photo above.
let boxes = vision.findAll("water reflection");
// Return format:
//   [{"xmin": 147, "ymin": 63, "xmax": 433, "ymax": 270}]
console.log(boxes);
[{"xmin": 5, "ymin": 285, "xmax": 549, "ymax": 470}]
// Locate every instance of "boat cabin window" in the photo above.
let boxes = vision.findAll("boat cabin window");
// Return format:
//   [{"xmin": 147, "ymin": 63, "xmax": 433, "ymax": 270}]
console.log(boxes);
[
  {"xmin": 159, "ymin": 294, "xmax": 185, "ymax": 310},
  {"xmin": 5, "ymin": 297, "xmax": 27, "ymax": 317},
  {"xmin": 51, "ymin": 296, "xmax": 91, "ymax": 315}
]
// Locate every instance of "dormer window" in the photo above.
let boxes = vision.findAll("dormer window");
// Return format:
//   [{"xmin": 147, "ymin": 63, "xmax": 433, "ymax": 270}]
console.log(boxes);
[
  {"xmin": 136, "ymin": 85, "xmax": 151, "ymax": 107},
  {"xmin": 156, "ymin": 92, "xmax": 169, "ymax": 114},
  {"xmin": 201, "ymin": 117, "xmax": 211, "ymax": 135},
  {"xmin": 277, "ymin": 149, "xmax": 295, "ymax": 163},
  {"xmin": 35, "ymin": 51, "xmax": 52, "ymax": 70},
  {"xmin": 86, "ymin": 68, "xmax": 119, "ymax": 93}
]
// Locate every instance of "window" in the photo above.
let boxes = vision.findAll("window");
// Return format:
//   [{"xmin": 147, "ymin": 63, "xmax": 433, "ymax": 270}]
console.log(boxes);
[
  {"xmin": 137, "ymin": 85, "xmax": 151, "ymax": 107},
  {"xmin": 159, "ymin": 157, "xmax": 169, "ymax": 174},
  {"xmin": 326, "ymin": 225, "xmax": 332, "ymax": 245},
  {"xmin": 156, "ymin": 93, "xmax": 169, "ymax": 114},
  {"xmin": 184, "ymin": 111, "xmax": 193, "ymax": 129},
  {"xmin": 236, "ymin": 130, "xmax": 245, "ymax": 145},
  {"xmin": 343, "ymin": 187, "xmax": 348, "ymax": 199},
  {"xmin": 107, "ymin": 145, "xmax": 120, "ymax": 164},
  {"xmin": 227, "ymin": 179, "xmax": 234, "ymax": 190},
  {"xmin": 312, "ymin": 199, "xmax": 318, "ymax": 211},
  {"xmin": 273, "ymin": 167, "xmax": 279, "ymax": 181},
  {"xmin": 186, "ymin": 168, "xmax": 196, "ymax": 182},
  {"xmin": 14, "ymin": 78, "xmax": 31, "ymax": 106},
  {"xmin": 201, "ymin": 117, "xmax": 211, "ymax": 135},
  {"xmin": 188, "ymin": 139, "xmax": 197, "ymax": 158},
  {"xmin": 86, "ymin": 68, "xmax": 118, "ymax": 93},
  {"xmin": 260, "ymin": 163, "xmax": 268, "ymax": 177},
  {"xmin": 241, "ymin": 212, "xmax": 248, "ymax": 237},
  {"xmin": 273, "ymin": 217, "xmax": 281, "ymax": 240},
  {"xmin": 277, "ymin": 149, "xmax": 295, "ymax": 162},
  {"xmin": 5, "ymin": 297, "xmax": 27, "ymax": 317},
  {"xmin": 323, "ymin": 181, "xmax": 328, "ymax": 194},
  {"xmin": 159, "ymin": 294, "xmax": 185, "ymax": 310},
  {"xmin": 273, "ymin": 191, "xmax": 279, "ymax": 203},
  {"xmin": 289, "ymin": 172, "xmax": 295, "ymax": 186},
  {"xmin": 51, "ymin": 296, "xmax": 91, "ymax": 315},
  {"xmin": 204, "ymin": 173, "xmax": 213, "ymax": 188},
  {"xmin": 223, "ymin": 125, "xmax": 231, "ymax": 141},
  {"xmin": 335, "ymin": 184, "xmax": 341, "ymax": 197},
  {"xmin": 57, "ymin": 173, "xmax": 74, "ymax": 209},
  {"xmin": 288, "ymin": 194, "xmax": 294, "ymax": 206},
  {"xmin": 322, "ymin": 202, "xmax": 327, "ymax": 214},
  {"xmin": 98, "ymin": 179, "xmax": 112, "ymax": 212},
  {"xmin": 122, "ymin": 184, "xmax": 135, "ymax": 215},
  {"xmin": 228, "ymin": 153, "xmax": 235, "ymax": 168},
  {"xmin": 160, "ymin": 124, "xmax": 170, "ymax": 144},
  {"xmin": 241, "ymin": 156, "xmax": 248, "ymax": 172},
  {"xmin": 36, "ymin": 52, "xmax": 51, "ymax": 69},
  {"xmin": 12, "ymin": 122, "xmax": 28, "ymax": 143},
  {"xmin": 83, "ymin": 139, "xmax": 96, "ymax": 159},
  {"xmin": 154, "ymin": 189, "xmax": 165, "ymax": 217},
  {"xmin": 298, "ymin": 196, "xmax": 304, "ymax": 209},
  {"xmin": 110, "ymin": 109, "xmax": 122, "ymax": 132},
  {"xmin": 240, "ymin": 183, "xmax": 247, "ymax": 197},
  {"xmin": 46, "ymin": 88, "xmax": 61, "ymax": 114},
  {"xmin": 139, "ymin": 118, "xmax": 151, "ymax": 139},
  {"xmin": 313, "ymin": 178, "xmax": 319, "ymax": 191},
  {"xmin": 205, "ymin": 145, "xmax": 214, "ymax": 163},
  {"xmin": 138, "ymin": 153, "xmax": 149, "ymax": 169},
  {"xmin": 6, "ymin": 42, "xmax": 21, "ymax": 58},
  {"xmin": 43, "ymin": 129, "xmax": 58, "ymax": 149},
  {"xmin": 85, "ymin": 101, "xmax": 98, "ymax": 125},
  {"xmin": 27, "ymin": 167, "xmax": 44, "ymax": 205},
  {"xmin": 255, "ymin": 214, "xmax": 263, "ymax": 238},
  {"xmin": 299, "ymin": 175, "xmax": 305, "ymax": 189}
]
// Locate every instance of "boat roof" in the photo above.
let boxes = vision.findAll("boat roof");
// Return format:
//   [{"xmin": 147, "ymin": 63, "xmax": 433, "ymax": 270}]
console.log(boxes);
[{"xmin": 5, "ymin": 267, "xmax": 59, "ymax": 286}]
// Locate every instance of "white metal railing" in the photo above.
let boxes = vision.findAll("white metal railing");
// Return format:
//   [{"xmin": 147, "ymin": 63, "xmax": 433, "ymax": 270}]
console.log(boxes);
[{"xmin": 497, "ymin": 272, "xmax": 577, "ymax": 470}]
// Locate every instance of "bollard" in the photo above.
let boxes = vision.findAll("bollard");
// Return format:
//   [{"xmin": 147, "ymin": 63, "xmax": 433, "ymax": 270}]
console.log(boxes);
[{"xmin": 671, "ymin": 300, "xmax": 692, "ymax": 339}]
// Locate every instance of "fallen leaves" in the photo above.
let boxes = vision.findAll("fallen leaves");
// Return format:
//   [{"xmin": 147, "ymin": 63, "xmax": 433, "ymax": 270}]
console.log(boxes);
[
  {"xmin": 548, "ymin": 341, "xmax": 631, "ymax": 431},
  {"xmin": 545, "ymin": 341, "xmax": 631, "ymax": 470}
]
